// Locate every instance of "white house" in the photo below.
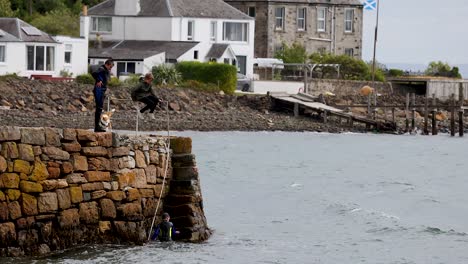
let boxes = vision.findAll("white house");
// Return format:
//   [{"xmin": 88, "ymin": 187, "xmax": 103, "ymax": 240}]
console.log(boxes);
[
  {"xmin": 0, "ymin": 18, "xmax": 88, "ymax": 78},
  {"xmin": 82, "ymin": 0, "xmax": 255, "ymax": 76}
]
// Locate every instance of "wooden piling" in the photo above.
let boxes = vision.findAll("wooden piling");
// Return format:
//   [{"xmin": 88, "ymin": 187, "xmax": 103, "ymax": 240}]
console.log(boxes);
[
  {"xmin": 411, "ymin": 93, "xmax": 416, "ymax": 132},
  {"xmin": 459, "ymin": 83, "xmax": 464, "ymax": 137},
  {"xmin": 294, "ymin": 103, "xmax": 299, "ymax": 117},
  {"xmin": 451, "ymin": 93, "xmax": 456, "ymax": 137},
  {"xmin": 424, "ymin": 94, "xmax": 429, "ymax": 135},
  {"xmin": 323, "ymin": 110, "xmax": 328, "ymax": 123},
  {"xmin": 392, "ymin": 108, "xmax": 395, "ymax": 123},
  {"xmin": 405, "ymin": 93, "xmax": 410, "ymax": 133},
  {"xmin": 431, "ymin": 94, "xmax": 438, "ymax": 135},
  {"xmin": 373, "ymin": 93, "xmax": 377, "ymax": 120}
]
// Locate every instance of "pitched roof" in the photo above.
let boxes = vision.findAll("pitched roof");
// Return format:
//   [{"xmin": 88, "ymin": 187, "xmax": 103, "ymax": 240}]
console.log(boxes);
[
  {"xmin": 223, "ymin": 0, "xmax": 363, "ymax": 6},
  {"xmin": 0, "ymin": 18, "xmax": 57, "ymax": 43},
  {"xmin": 89, "ymin": 40, "xmax": 199, "ymax": 60},
  {"xmin": 206, "ymin": 44, "xmax": 230, "ymax": 58},
  {"xmin": 88, "ymin": 0, "xmax": 253, "ymax": 19}
]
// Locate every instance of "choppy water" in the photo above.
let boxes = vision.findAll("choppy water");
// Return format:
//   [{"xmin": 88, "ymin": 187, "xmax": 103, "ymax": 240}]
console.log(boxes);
[{"xmin": 8, "ymin": 132, "xmax": 468, "ymax": 264}]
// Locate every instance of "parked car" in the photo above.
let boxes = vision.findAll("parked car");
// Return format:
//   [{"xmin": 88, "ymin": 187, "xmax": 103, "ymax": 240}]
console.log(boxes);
[{"xmin": 236, "ymin": 73, "xmax": 252, "ymax": 92}]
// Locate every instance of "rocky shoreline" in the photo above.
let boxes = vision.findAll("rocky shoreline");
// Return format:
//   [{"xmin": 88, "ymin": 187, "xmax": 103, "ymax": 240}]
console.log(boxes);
[{"xmin": 0, "ymin": 78, "xmax": 464, "ymax": 134}]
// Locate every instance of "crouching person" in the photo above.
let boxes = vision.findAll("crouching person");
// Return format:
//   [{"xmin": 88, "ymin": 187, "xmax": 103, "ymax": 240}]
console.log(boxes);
[
  {"xmin": 151, "ymin": 212, "xmax": 180, "ymax": 242},
  {"xmin": 131, "ymin": 73, "xmax": 162, "ymax": 120}
]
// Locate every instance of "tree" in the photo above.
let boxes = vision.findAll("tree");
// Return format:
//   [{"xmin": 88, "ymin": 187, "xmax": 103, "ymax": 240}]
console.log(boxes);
[
  {"xmin": 274, "ymin": 42, "xmax": 308, "ymax": 64},
  {"xmin": 425, "ymin": 61, "xmax": 462, "ymax": 78},
  {"xmin": 30, "ymin": 8, "xmax": 80, "ymax": 36},
  {"xmin": 0, "ymin": 0, "xmax": 15, "ymax": 17}
]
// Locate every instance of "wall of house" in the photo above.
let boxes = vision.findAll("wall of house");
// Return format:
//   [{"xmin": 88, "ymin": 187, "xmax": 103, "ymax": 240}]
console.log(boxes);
[
  {"xmin": 0, "ymin": 127, "xmax": 211, "ymax": 257},
  {"xmin": 0, "ymin": 43, "xmax": 24, "ymax": 76},
  {"xmin": 333, "ymin": 6, "xmax": 363, "ymax": 58},
  {"xmin": 54, "ymin": 36, "xmax": 89, "ymax": 77},
  {"xmin": 171, "ymin": 17, "xmax": 255, "ymax": 76},
  {"xmin": 143, "ymin": 53, "xmax": 166, "ymax": 73}
]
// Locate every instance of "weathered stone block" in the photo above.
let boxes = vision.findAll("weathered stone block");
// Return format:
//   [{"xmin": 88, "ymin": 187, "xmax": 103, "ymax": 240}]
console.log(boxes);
[
  {"xmin": 61, "ymin": 161, "xmax": 73, "ymax": 174},
  {"xmin": 62, "ymin": 142, "xmax": 81, "ymax": 152},
  {"xmin": 132, "ymin": 168, "xmax": 147, "ymax": 188},
  {"xmin": 173, "ymin": 167, "xmax": 198, "ymax": 181},
  {"xmin": 21, "ymin": 127, "xmax": 45, "ymax": 146},
  {"xmin": 76, "ymin": 129, "xmax": 97, "ymax": 142},
  {"xmin": 29, "ymin": 159, "xmax": 49, "ymax": 182},
  {"xmin": 66, "ymin": 173, "xmax": 87, "ymax": 184},
  {"xmin": 20, "ymin": 181, "xmax": 43, "ymax": 193},
  {"xmin": 0, "ymin": 222, "xmax": 16, "ymax": 247},
  {"xmin": 40, "ymin": 179, "xmax": 68, "ymax": 191},
  {"xmin": 115, "ymin": 169, "xmax": 136, "ymax": 189},
  {"xmin": 145, "ymin": 165, "xmax": 157, "ymax": 184},
  {"xmin": 96, "ymin": 132, "xmax": 113, "ymax": 147},
  {"xmin": 69, "ymin": 186, "xmax": 83, "ymax": 203},
  {"xmin": 72, "ymin": 155, "xmax": 88, "ymax": 171},
  {"xmin": 13, "ymin": 160, "xmax": 30, "ymax": 174},
  {"xmin": 0, "ymin": 202, "xmax": 8, "ymax": 221},
  {"xmin": 82, "ymin": 182, "xmax": 104, "ymax": 191},
  {"xmin": 103, "ymin": 182, "xmax": 112, "ymax": 190},
  {"xmin": 17, "ymin": 144, "xmax": 34, "ymax": 162},
  {"xmin": 6, "ymin": 189, "xmax": 21, "ymax": 201},
  {"xmin": 113, "ymin": 221, "xmax": 146, "ymax": 243},
  {"xmin": 79, "ymin": 202, "xmax": 99, "ymax": 224},
  {"xmin": 38, "ymin": 192, "xmax": 58, "ymax": 213},
  {"xmin": 82, "ymin": 147, "xmax": 108, "ymax": 157},
  {"xmin": 32, "ymin": 146, "xmax": 42, "ymax": 156},
  {"xmin": 126, "ymin": 188, "xmax": 141, "ymax": 201},
  {"xmin": 42, "ymin": 147, "xmax": 70, "ymax": 160},
  {"xmin": 84, "ymin": 171, "xmax": 111, "ymax": 182},
  {"xmin": 135, "ymin": 150, "xmax": 147, "ymax": 168},
  {"xmin": 1, "ymin": 142, "xmax": 19, "ymax": 159},
  {"xmin": 1, "ymin": 173, "xmax": 19, "ymax": 188},
  {"xmin": 63, "ymin": 128, "xmax": 77, "ymax": 141},
  {"xmin": 83, "ymin": 192, "xmax": 91, "ymax": 201},
  {"xmin": 100, "ymin": 198, "xmax": 116, "ymax": 219},
  {"xmin": 112, "ymin": 147, "xmax": 130, "ymax": 157},
  {"xmin": 88, "ymin": 157, "xmax": 111, "ymax": 171},
  {"xmin": 149, "ymin": 149, "xmax": 159, "ymax": 165},
  {"xmin": 91, "ymin": 190, "xmax": 106, "ymax": 199},
  {"xmin": 45, "ymin": 128, "xmax": 62, "ymax": 147},
  {"xmin": 0, "ymin": 190, "xmax": 5, "ymax": 201},
  {"xmin": 59, "ymin": 209, "xmax": 80, "ymax": 228},
  {"xmin": 8, "ymin": 201, "xmax": 22, "ymax": 220},
  {"xmin": 47, "ymin": 167, "xmax": 60, "ymax": 179},
  {"xmin": 16, "ymin": 216, "xmax": 35, "ymax": 229},
  {"xmin": 0, "ymin": 156, "xmax": 6, "ymax": 173},
  {"xmin": 35, "ymin": 214, "xmax": 55, "ymax": 221},
  {"xmin": 139, "ymin": 189, "xmax": 154, "ymax": 198},
  {"xmin": 117, "ymin": 202, "xmax": 143, "ymax": 221},
  {"xmin": 0, "ymin": 126, "xmax": 21, "ymax": 141},
  {"xmin": 170, "ymin": 137, "xmax": 192, "ymax": 154},
  {"xmin": 21, "ymin": 193, "xmax": 38, "ymax": 216},
  {"xmin": 56, "ymin": 188, "xmax": 71, "ymax": 210},
  {"xmin": 111, "ymin": 181, "xmax": 119, "ymax": 191},
  {"xmin": 106, "ymin": 191, "xmax": 125, "ymax": 201},
  {"xmin": 99, "ymin": 221, "xmax": 112, "ymax": 233}
]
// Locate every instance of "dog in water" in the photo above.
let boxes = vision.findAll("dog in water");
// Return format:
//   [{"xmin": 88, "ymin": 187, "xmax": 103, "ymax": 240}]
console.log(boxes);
[{"xmin": 99, "ymin": 109, "xmax": 115, "ymax": 131}]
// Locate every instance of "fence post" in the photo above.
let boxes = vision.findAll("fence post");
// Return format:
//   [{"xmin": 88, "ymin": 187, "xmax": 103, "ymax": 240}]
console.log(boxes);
[
  {"xmin": 459, "ymin": 83, "xmax": 464, "ymax": 137},
  {"xmin": 431, "ymin": 94, "xmax": 437, "ymax": 135},
  {"xmin": 424, "ymin": 93, "xmax": 429, "ymax": 135},
  {"xmin": 451, "ymin": 93, "xmax": 456, "ymax": 137}
]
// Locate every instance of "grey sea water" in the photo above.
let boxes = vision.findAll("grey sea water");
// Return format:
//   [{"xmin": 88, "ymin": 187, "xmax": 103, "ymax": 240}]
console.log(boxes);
[{"xmin": 12, "ymin": 132, "xmax": 468, "ymax": 264}]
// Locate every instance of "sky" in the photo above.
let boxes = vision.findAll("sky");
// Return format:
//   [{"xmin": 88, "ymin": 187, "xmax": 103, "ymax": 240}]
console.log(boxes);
[{"xmin": 362, "ymin": 0, "xmax": 468, "ymax": 68}]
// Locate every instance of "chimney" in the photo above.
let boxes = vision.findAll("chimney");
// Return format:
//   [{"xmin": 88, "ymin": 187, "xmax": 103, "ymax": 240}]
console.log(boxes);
[
  {"xmin": 115, "ymin": 0, "xmax": 141, "ymax": 16},
  {"xmin": 80, "ymin": 5, "xmax": 90, "ymax": 40}
]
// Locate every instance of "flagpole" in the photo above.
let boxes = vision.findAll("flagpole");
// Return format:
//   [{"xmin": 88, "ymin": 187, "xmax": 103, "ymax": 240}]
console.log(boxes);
[{"xmin": 371, "ymin": 0, "xmax": 380, "ymax": 86}]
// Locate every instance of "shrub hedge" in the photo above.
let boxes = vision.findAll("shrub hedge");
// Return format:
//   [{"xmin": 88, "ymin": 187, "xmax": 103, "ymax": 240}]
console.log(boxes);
[
  {"xmin": 76, "ymin": 73, "xmax": 94, "ymax": 84},
  {"xmin": 176, "ymin": 61, "xmax": 237, "ymax": 94}
]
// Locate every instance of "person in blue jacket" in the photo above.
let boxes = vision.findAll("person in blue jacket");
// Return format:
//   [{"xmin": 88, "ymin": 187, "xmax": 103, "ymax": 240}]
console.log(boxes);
[
  {"xmin": 93, "ymin": 59, "xmax": 114, "ymax": 132},
  {"xmin": 151, "ymin": 212, "xmax": 180, "ymax": 242}
]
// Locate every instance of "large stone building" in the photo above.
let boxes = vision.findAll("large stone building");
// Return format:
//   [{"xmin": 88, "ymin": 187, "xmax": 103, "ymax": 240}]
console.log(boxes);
[{"xmin": 224, "ymin": 0, "xmax": 363, "ymax": 59}]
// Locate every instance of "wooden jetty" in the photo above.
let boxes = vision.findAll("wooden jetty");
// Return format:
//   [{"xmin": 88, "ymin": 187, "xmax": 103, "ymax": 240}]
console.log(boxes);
[{"xmin": 269, "ymin": 92, "xmax": 397, "ymax": 132}]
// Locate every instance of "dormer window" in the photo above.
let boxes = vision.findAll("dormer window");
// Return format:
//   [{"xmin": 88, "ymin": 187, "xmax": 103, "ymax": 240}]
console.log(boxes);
[{"xmin": 91, "ymin": 17, "xmax": 112, "ymax": 33}]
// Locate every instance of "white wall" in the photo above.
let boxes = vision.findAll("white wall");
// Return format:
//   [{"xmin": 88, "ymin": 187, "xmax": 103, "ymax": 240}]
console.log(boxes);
[
  {"xmin": 0, "ymin": 42, "xmax": 24, "ymax": 75},
  {"xmin": 143, "ymin": 52, "xmax": 165, "ymax": 73},
  {"xmin": 252, "ymin": 80, "xmax": 303, "ymax": 94},
  {"xmin": 54, "ymin": 36, "xmax": 89, "ymax": 77}
]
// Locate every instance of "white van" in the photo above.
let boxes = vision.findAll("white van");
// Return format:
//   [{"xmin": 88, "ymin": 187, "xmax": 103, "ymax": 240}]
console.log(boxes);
[{"xmin": 253, "ymin": 58, "xmax": 284, "ymax": 69}]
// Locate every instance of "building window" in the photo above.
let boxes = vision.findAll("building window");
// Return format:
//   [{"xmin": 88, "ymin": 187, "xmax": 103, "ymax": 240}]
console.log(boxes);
[
  {"xmin": 210, "ymin": 21, "xmax": 216, "ymax": 41},
  {"xmin": 297, "ymin": 7, "xmax": 307, "ymax": 31},
  {"xmin": 275, "ymin": 7, "xmax": 285, "ymax": 30},
  {"xmin": 187, "ymin": 21, "xmax": 194, "ymax": 40},
  {"xmin": 27, "ymin": 45, "xmax": 55, "ymax": 71},
  {"xmin": 345, "ymin": 9, "xmax": 354, "ymax": 33},
  {"xmin": 248, "ymin": 6, "xmax": 256, "ymax": 17},
  {"xmin": 317, "ymin": 7, "xmax": 327, "ymax": 32},
  {"xmin": 91, "ymin": 17, "xmax": 112, "ymax": 33},
  {"xmin": 0, "ymin": 45, "xmax": 5, "ymax": 62},
  {"xmin": 223, "ymin": 22, "xmax": 248, "ymax": 42},
  {"xmin": 64, "ymin": 44, "xmax": 72, "ymax": 64},
  {"xmin": 345, "ymin": 48, "xmax": 354, "ymax": 57},
  {"xmin": 224, "ymin": 58, "xmax": 230, "ymax": 64},
  {"xmin": 274, "ymin": 44, "xmax": 284, "ymax": 53},
  {"xmin": 116, "ymin": 61, "xmax": 136, "ymax": 77},
  {"xmin": 194, "ymin": 50, "xmax": 199, "ymax": 60}
]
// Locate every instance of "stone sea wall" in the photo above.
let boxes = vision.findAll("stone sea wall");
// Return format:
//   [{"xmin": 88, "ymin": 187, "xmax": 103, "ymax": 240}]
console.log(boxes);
[{"xmin": 0, "ymin": 126, "xmax": 210, "ymax": 257}]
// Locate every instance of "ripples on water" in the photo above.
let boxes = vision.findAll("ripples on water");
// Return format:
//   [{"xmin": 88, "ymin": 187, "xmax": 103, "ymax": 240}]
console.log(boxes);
[{"xmin": 7, "ymin": 132, "xmax": 468, "ymax": 263}]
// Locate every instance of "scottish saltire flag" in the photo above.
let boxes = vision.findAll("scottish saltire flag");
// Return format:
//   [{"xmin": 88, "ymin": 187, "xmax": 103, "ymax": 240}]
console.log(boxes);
[{"xmin": 363, "ymin": 0, "xmax": 377, "ymax": 10}]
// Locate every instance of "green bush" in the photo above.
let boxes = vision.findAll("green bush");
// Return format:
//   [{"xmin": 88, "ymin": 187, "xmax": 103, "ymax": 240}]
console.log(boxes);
[
  {"xmin": 0, "ymin": 73, "xmax": 20, "ymax": 82},
  {"xmin": 179, "ymin": 80, "xmax": 219, "ymax": 93},
  {"xmin": 76, "ymin": 73, "xmax": 95, "ymax": 84},
  {"xmin": 152, "ymin": 64, "xmax": 182, "ymax": 85},
  {"xmin": 108, "ymin": 77, "xmax": 121, "ymax": 87},
  {"xmin": 123, "ymin": 74, "xmax": 142, "ymax": 86},
  {"xmin": 388, "ymin": 68, "xmax": 404, "ymax": 77},
  {"xmin": 176, "ymin": 61, "xmax": 237, "ymax": 94}
]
